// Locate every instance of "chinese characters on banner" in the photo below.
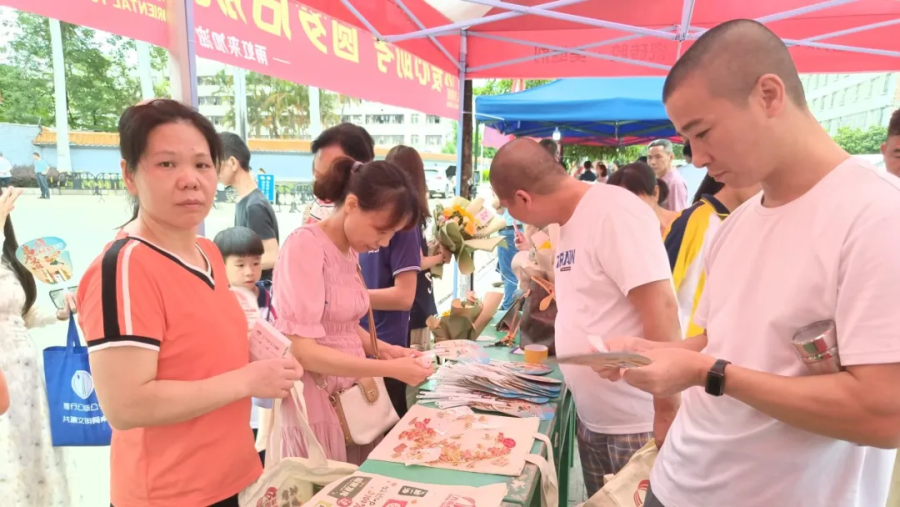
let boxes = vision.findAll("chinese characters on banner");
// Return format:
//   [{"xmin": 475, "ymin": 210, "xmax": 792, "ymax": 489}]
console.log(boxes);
[
  {"xmin": 192, "ymin": 0, "xmax": 460, "ymax": 118},
  {"xmin": 3, "ymin": 0, "xmax": 169, "ymax": 46}
]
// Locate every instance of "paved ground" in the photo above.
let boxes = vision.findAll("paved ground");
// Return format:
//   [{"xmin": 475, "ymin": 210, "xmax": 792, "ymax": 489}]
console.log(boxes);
[{"xmin": 13, "ymin": 190, "xmax": 586, "ymax": 505}]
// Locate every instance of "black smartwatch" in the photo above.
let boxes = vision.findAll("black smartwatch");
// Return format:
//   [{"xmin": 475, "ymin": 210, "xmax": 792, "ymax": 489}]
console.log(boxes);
[{"xmin": 705, "ymin": 359, "xmax": 730, "ymax": 396}]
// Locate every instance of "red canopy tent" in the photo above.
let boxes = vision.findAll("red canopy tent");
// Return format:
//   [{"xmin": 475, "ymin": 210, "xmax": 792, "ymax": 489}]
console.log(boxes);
[{"xmin": 302, "ymin": 0, "xmax": 900, "ymax": 78}]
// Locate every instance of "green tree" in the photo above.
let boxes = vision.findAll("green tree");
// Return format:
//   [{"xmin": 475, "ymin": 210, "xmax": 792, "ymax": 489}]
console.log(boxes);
[
  {"xmin": 0, "ymin": 11, "xmax": 143, "ymax": 131},
  {"xmin": 833, "ymin": 125, "xmax": 888, "ymax": 154},
  {"xmin": 561, "ymin": 144, "xmax": 644, "ymax": 167},
  {"xmin": 211, "ymin": 70, "xmax": 352, "ymax": 138}
]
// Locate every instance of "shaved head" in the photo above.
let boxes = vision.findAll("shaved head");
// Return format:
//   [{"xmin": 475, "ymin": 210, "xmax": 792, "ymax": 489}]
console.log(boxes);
[
  {"xmin": 490, "ymin": 138, "xmax": 568, "ymax": 199},
  {"xmin": 664, "ymin": 20, "xmax": 806, "ymax": 108}
]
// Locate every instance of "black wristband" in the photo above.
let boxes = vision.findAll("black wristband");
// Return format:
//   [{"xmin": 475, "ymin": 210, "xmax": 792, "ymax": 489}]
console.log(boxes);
[{"xmin": 705, "ymin": 359, "xmax": 730, "ymax": 396}]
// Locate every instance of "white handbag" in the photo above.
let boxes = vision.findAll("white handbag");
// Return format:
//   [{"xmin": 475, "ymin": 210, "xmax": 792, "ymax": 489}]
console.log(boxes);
[
  {"xmin": 238, "ymin": 380, "xmax": 357, "ymax": 506},
  {"xmin": 312, "ymin": 266, "xmax": 400, "ymax": 446},
  {"xmin": 583, "ymin": 440, "xmax": 657, "ymax": 507}
]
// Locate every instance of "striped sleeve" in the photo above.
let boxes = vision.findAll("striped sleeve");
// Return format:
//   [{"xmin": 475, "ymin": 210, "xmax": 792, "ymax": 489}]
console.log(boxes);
[{"xmin": 76, "ymin": 238, "xmax": 165, "ymax": 353}]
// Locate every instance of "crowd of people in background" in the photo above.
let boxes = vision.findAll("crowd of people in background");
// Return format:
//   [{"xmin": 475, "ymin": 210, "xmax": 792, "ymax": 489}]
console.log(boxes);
[{"xmin": 1, "ymin": 17, "xmax": 900, "ymax": 507}]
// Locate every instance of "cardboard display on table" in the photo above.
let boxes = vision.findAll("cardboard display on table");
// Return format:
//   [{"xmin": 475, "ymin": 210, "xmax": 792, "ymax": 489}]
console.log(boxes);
[
  {"xmin": 368, "ymin": 404, "xmax": 540, "ymax": 477},
  {"xmin": 427, "ymin": 292, "xmax": 503, "ymax": 343},
  {"xmin": 306, "ymin": 471, "xmax": 507, "ymax": 507}
]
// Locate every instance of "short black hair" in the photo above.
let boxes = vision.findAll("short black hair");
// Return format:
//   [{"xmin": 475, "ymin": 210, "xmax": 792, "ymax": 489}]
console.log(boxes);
[
  {"xmin": 692, "ymin": 173, "xmax": 725, "ymax": 204},
  {"xmin": 538, "ymin": 138, "xmax": 558, "ymax": 158},
  {"xmin": 683, "ymin": 142, "xmax": 692, "ymax": 158},
  {"xmin": 583, "ymin": 160, "xmax": 593, "ymax": 170},
  {"xmin": 889, "ymin": 108, "xmax": 900, "ymax": 138},
  {"xmin": 33, "ymin": 152, "xmax": 40, "ymax": 157},
  {"xmin": 213, "ymin": 226, "xmax": 264, "ymax": 259},
  {"xmin": 607, "ymin": 161, "xmax": 657, "ymax": 198},
  {"xmin": 220, "ymin": 132, "xmax": 251, "ymax": 171},
  {"xmin": 663, "ymin": 19, "xmax": 806, "ymax": 107},
  {"xmin": 311, "ymin": 123, "xmax": 375, "ymax": 162}
]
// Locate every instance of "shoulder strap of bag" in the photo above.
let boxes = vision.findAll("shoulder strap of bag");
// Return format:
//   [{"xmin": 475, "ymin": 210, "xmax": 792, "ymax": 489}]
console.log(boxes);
[{"xmin": 356, "ymin": 265, "xmax": 380, "ymax": 360}]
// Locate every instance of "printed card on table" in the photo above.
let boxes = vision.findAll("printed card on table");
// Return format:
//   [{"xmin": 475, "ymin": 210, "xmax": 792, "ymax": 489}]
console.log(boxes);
[{"xmin": 306, "ymin": 472, "xmax": 507, "ymax": 507}]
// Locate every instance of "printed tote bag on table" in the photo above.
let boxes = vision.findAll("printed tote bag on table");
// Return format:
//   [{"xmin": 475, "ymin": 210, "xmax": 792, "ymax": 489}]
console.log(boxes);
[
  {"xmin": 239, "ymin": 380, "xmax": 357, "ymax": 506},
  {"xmin": 42, "ymin": 315, "xmax": 112, "ymax": 446}
]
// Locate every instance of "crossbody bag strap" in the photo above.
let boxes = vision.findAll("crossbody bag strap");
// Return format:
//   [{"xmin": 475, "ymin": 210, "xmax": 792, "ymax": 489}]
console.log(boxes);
[{"xmin": 356, "ymin": 265, "xmax": 380, "ymax": 360}]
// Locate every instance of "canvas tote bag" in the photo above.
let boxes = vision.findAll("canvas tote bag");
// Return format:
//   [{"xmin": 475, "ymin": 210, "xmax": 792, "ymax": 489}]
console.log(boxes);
[
  {"xmin": 583, "ymin": 440, "xmax": 657, "ymax": 507},
  {"xmin": 239, "ymin": 380, "xmax": 357, "ymax": 506}
]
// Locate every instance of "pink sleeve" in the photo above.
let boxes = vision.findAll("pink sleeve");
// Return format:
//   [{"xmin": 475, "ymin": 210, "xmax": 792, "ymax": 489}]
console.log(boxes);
[{"xmin": 271, "ymin": 229, "xmax": 326, "ymax": 339}]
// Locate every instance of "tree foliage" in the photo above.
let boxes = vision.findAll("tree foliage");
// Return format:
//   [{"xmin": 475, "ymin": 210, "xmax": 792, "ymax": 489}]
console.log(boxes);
[
  {"xmin": 832, "ymin": 125, "xmax": 888, "ymax": 154},
  {"xmin": 210, "ymin": 70, "xmax": 355, "ymax": 138},
  {"xmin": 0, "ymin": 11, "xmax": 168, "ymax": 132}
]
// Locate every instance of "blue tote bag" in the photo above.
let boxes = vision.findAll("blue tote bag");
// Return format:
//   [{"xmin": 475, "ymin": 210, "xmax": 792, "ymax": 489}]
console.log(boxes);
[{"xmin": 43, "ymin": 315, "xmax": 112, "ymax": 446}]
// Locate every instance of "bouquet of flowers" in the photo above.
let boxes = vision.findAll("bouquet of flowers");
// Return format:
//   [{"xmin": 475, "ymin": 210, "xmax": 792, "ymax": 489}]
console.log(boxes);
[
  {"xmin": 431, "ymin": 196, "xmax": 508, "ymax": 277},
  {"xmin": 426, "ymin": 292, "xmax": 503, "ymax": 343}
]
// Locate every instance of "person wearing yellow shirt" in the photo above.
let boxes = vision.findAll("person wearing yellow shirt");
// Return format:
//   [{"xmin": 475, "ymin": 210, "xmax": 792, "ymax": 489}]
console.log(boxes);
[{"xmin": 664, "ymin": 174, "xmax": 759, "ymax": 337}]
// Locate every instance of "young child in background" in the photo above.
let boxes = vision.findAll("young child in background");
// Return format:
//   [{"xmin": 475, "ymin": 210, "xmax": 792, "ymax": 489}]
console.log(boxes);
[{"xmin": 213, "ymin": 226, "xmax": 272, "ymax": 465}]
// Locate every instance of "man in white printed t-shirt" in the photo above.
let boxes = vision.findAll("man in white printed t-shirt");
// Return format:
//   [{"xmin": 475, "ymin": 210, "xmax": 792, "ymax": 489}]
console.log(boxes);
[
  {"xmin": 597, "ymin": 20, "xmax": 900, "ymax": 507},
  {"xmin": 489, "ymin": 138, "xmax": 682, "ymax": 497}
]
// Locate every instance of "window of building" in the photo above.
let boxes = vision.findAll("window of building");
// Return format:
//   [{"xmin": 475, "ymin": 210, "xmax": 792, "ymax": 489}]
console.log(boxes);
[
  {"xmin": 884, "ymin": 75, "xmax": 892, "ymax": 94},
  {"xmin": 340, "ymin": 114, "xmax": 363, "ymax": 124},
  {"xmin": 425, "ymin": 135, "xmax": 443, "ymax": 146},
  {"xmin": 836, "ymin": 89, "xmax": 845, "ymax": 106},
  {"xmin": 372, "ymin": 135, "xmax": 405, "ymax": 146},
  {"xmin": 410, "ymin": 114, "xmax": 420, "ymax": 124},
  {"xmin": 861, "ymin": 79, "xmax": 872, "ymax": 99},
  {"xmin": 366, "ymin": 114, "xmax": 404, "ymax": 124},
  {"xmin": 426, "ymin": 115, "xmax": 441, "ymax": 124},
  {"xmin": 846, "ymin": 85, "xmax": 857, "ymax": 104},
  {"xmin": 829, "ymin": 92, "xmax": 837, "ymax": 108},
  {"xmin": 884, "ymin": 107, "xmax": 894, "ymax": 125},
  {"xmin": 410, "ymin": 134, "xmax": 420, "ymax": 145},
  {"xmin": 867, "ymin": 109, "xmax": 881, "ymax": 127}
]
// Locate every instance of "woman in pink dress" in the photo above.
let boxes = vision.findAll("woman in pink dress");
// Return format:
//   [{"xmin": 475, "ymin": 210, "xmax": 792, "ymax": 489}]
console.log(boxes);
[{"xmin": 272, "ymin": 157, "xmax": 433, "ymax": 464}]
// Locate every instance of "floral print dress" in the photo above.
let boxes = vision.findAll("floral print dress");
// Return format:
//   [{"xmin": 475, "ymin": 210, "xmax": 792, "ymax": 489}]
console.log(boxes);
[{"xmin": 0, "ymin": 244, "xmax": 74, "ymax": 504}]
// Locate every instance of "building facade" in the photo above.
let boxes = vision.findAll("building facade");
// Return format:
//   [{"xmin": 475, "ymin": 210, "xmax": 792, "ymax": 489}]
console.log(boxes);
[
  {"xmin": 194, "ymin": 58, "xmax": 455, "ymax": 153},
  {"xmin": 801, "ymin": 72, "xmax": 900, "ymax": 134}
]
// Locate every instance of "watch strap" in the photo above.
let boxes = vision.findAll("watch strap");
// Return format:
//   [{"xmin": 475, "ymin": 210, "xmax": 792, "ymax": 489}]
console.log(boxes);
[{"xmin": 705, "ymin": 359, "xmax": 731, "ymax": 396}]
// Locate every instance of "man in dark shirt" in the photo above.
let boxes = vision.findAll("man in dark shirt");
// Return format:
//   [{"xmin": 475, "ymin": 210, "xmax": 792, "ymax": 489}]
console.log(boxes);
[
  {"xmin": 579, "ymin": 160, "xmax": 597, "ymax": 182},
  {"xmin": 218, "ymin": 132, "xmax": 280, "ymax": 280}
]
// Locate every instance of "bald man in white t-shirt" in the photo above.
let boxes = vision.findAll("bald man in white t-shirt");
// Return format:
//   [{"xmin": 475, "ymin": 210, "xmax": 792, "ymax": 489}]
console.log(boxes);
[
  {"xmin": 599, "ymin": 20, "xmax": 900, "ymax": 507},
  {"xmin": 489, "ymin": 138, "xmax": 682, "ymax": 497}
]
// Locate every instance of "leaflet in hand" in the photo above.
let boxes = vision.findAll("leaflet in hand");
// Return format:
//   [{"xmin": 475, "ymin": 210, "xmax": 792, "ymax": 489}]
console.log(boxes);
[{"xmin": 556, "ymin": 351, "xmax": 652, "ymax": 369}]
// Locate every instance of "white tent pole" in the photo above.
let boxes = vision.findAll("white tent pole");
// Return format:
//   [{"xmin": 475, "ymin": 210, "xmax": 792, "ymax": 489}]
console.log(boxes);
[
  {"xmin": 468, "ymin": 32, "xmax": 671, "ymax": 70},
  {"xmin": 394, "ymin": 0, "xmax": 461, "ymax": 70},
  {"xmin": 385, "ymin": 0, "xmax": 588, "ymax": 43},
  {"xmin": 755, "ymin": 0, "xmax": 860, "ymax": 24},
  {"xmin": 167, "ymin": 0, "xmax": 199, "ymax": 109},
  {"xmin": 309, "ymin": 86, "xmax": 323, "ymax": 139},
  {"xmin": 339, "ymin": 0, "xmax": 384, "ymax": 39},
  {"xmin": 468, "ymin": 29, "xmax": 672, "ymax": 73},
  {"xmin": 782, "ymin": 38, "xmax": 900, "ymax": 57},
  {"xmin": 676, "ymin": 0, "xmax": 696, "ymax": 57},
  {"xmin": 459, "ymin": 0, "xmax": 677, "ymax": 40},
  {"xmin": 452, "ymin": 31, "xmax": 467, "ymax": 299},
  {"xmin": 802, "ymin": 18, "xmax": 900, "ymax": 42},
  {"xmin": 49, "ymin": 18, "xmax": 71, "ymax": 173},
  {"xmin": 689, "ymin": 0, "xmax": 862, "ymax": 40},
  {"xmin": 136, "ymin": 41, "xmax": 155, "ymax": 100}
]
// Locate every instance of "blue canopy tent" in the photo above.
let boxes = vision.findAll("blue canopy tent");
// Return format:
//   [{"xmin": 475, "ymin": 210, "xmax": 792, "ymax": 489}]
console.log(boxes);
[{"xmin": 474, "ymin": 78, "xmax": 679, "ymax": 147}]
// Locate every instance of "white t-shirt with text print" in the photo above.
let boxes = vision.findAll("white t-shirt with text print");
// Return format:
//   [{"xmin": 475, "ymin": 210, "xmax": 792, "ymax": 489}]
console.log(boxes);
[{"xmin": 554, "ymin": 183, "xmax": 673, "ymax": 434}]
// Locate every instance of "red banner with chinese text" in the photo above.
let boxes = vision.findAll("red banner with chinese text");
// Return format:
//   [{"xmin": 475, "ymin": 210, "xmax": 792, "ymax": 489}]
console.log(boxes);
[
  {"xmin": 2, "ymin": 0, "xmax": 168, "ymax": 47},
  {"xmin": 192, "ymin": 0, "xmax": 460, "ymax": 118},
  {"xmin": 1, "ymin": 0, "xmax": 459, "ymax": 119}
]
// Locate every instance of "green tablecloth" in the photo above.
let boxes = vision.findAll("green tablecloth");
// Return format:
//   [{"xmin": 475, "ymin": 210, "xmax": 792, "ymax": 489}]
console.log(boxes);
[{"xmin": 360, "ymin": 331, "xmax": 575, "ymax": 507}]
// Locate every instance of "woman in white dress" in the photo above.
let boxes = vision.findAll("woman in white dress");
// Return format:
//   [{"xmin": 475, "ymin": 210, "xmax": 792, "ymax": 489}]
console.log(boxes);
[{"xmin": 0, "ymin": 187, "xmax": 75, "ymax": 504}]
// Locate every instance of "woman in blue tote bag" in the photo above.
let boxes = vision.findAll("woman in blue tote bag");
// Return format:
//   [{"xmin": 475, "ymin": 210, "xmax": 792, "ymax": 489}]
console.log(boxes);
[{"xmin": 0, "ymin": 187, "xmax": 77, "ymax": 505}]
